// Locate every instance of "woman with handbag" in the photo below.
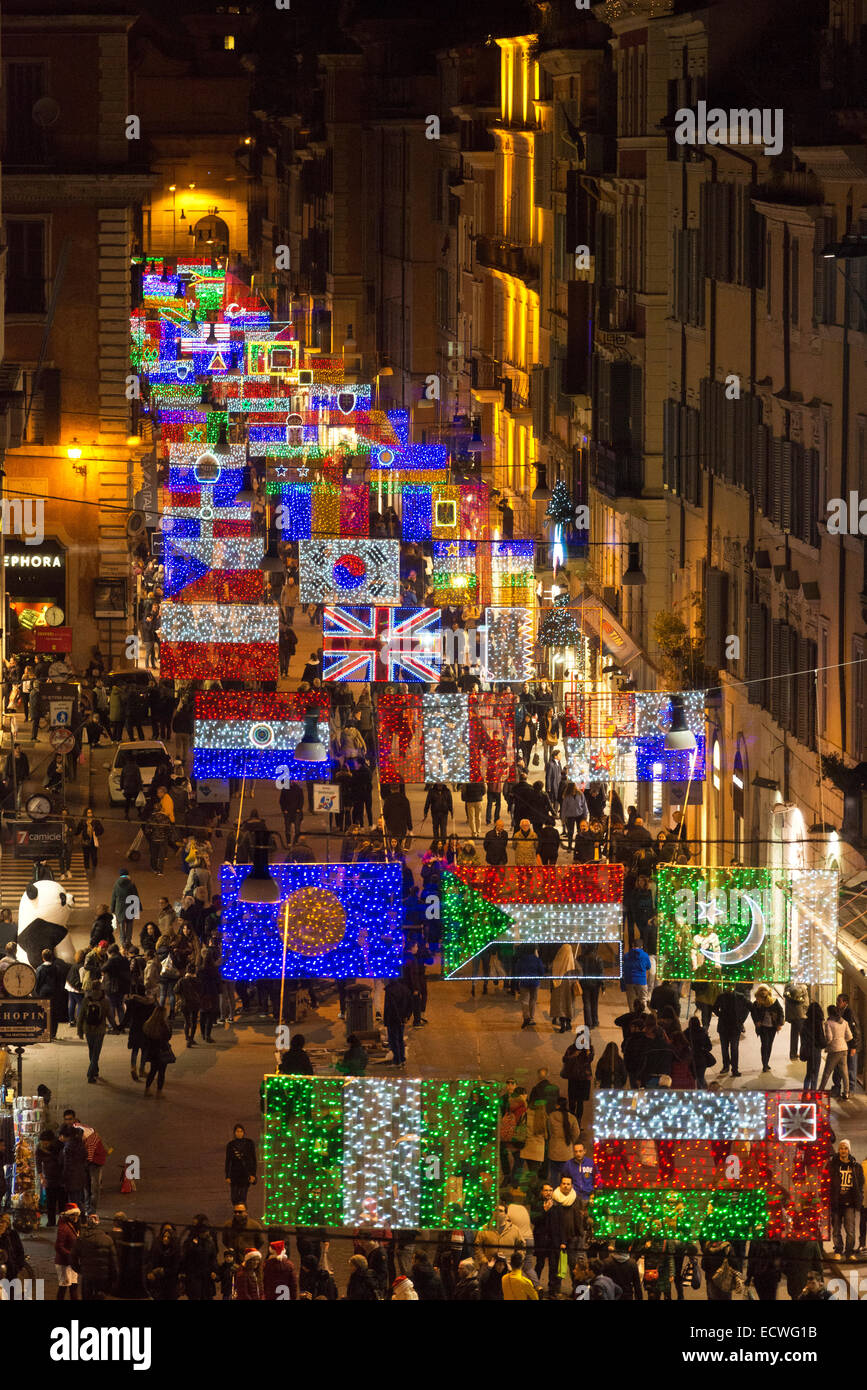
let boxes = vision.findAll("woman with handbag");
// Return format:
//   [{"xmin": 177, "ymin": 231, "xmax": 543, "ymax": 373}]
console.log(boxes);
[
  {"xmin": 702, "ymin": 1239, "xmax": 744, "ymax": 1300},
  {"xmin": 142, "ymin": 1002, "xmax": 174, "ymax": 1095}
]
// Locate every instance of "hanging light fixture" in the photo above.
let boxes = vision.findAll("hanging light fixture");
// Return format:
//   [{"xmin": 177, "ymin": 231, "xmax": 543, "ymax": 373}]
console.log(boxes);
[
  {"xmin": 531, "ymin": 465, "xmax": 552, "ymax": 501},
  {"xmin": 261, "ymin": 535, "xmax": 284, "ymax": 573},
  {"xmin": 294, "ymin": 712, "xmax": 329, "ymax": 763},
  {"xmin": 620, "ymin": 541, "xmax": 646, "ymax": 586},
  {"xmin": 664, "ymin": 694, "xmax": 697, "ymax": 752},
  {"xmin": 179, "ymin": 208, "xmax": 186, "ymax": 221},
  {"xmin": 237, "ymin": 845, "xmax": 281, "ymax": 905},
  {"xmin": 213, "ymin": 422, "xmax": 231, "ymax": 456},
  {"xmin": 190, "ymin": 307, "xmax": 198, "ymax": 327},
  {"xmin": 206, "ymin": 319, "xmax": 218, "ymax": 345}
]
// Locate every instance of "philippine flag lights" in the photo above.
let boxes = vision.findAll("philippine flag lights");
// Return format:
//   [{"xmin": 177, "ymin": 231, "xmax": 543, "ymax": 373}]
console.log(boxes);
[{"xmin": 194, "ymin": 691, "xmax": 331, "ymax": 780}]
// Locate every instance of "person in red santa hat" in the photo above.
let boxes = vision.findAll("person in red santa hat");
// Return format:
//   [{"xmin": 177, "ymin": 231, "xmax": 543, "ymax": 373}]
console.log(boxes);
[
  {"xmin": 233, "ymin": 1247, "xmax": 263, "ymax": 1300},
  {"xmin": 263, "ymin": 1239, "xmax": 297, "ymax": 1300},
  {"xmin": 54, "ymin": 1203, "xmax": 81, "ymax": 1300},
  {"xmin": 391, "ymin": 1273, "xmax": 419, "ymax": 1301}
]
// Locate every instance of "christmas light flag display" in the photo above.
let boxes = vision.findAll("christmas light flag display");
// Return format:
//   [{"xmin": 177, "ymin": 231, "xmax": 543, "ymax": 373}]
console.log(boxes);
[
  {"xmin": 376, "ymin": 691, "xmax": 517, "ymax": 784},
  {"xmin": 323, "ymin": 605, "xmax": 442, "ymax": 682},
  {"xmin": 159, "ymin": 601, "xmax": 279, "ymax": 680},
  {"xmin": 590, "ymin": 1090, "xmax": 831, "ymax": 1241},
  {"xmin": 262, "ymin": 1074, "xmax": 498, "ymax": 1229},
  {"xmin": 194, "ymin": 691, "xmax": 331, "ymax": 781},
  {"xmin": 441, "ymin": 864, "xmax": 624, "ymax": 978},
  {"xmin": 656, "ymin": 865, "xmax": 838, "ymax": 986},
  {"xmin": 564, "ymin": 689, "xmax": 707, "ymax": 784},
  {"xmin": 220, "ymin": 862, "xmax": 404, "ymax": 981},
  {"xmin": 298, "ymin": 538, "xmax": 401, "ymax": 605}
]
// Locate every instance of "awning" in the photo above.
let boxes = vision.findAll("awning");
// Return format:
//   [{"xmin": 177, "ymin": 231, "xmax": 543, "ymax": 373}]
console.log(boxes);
[
  {"xmin": 836, "ymin": 876, "xmax": 867, "ymax": 976},
  {"xmin": 572, "ymin": 586, "xmax": 646, "ymax": 670}
]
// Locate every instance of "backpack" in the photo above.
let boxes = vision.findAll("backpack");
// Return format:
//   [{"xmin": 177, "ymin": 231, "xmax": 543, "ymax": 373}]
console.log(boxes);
[{"xmin": 84, "ymin": 999, "xmax": 103, "ymax": 1029}]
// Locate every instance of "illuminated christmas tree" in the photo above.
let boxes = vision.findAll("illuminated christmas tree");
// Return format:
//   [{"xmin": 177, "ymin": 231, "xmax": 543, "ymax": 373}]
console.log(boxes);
[
  {"xmin": 539, "ymin": 592, "xmax": 584, "ymax": 647},
  {"xmin": 545, "ymin": 479, "xmax": 575, "ymax": 529}
]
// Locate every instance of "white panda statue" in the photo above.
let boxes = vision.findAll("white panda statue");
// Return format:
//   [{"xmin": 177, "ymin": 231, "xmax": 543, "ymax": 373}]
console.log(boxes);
[{"xmin": 14, "ymin": 879, "xmax": 75, "ymax": 968}]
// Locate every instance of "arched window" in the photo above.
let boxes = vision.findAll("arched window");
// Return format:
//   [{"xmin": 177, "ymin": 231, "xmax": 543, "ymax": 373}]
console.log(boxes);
[{"xmin": 193, "ymin": 214, "xmax": 229, "ymax": 250}]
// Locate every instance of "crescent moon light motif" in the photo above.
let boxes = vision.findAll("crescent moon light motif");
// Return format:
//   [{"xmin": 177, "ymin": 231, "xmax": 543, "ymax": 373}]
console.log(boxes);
[{"xmin": 699, "ymin": 893, "xmax": 766, "ymax": 967}]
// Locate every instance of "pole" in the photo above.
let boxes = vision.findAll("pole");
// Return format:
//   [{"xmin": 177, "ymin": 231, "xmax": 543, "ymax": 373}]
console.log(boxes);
[
  {"xmin": 15, "ymin": 1045, "xmax": 24, "ymax": 1096},
  {"xmin": 278, "ymin": 898, "xmax": 290, "ymax": 1036}
]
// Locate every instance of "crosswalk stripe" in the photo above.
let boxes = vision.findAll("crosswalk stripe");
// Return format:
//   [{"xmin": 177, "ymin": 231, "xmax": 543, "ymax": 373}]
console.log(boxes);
[{"xmin": 1, "ymin": 852, "xmax": 91, "ymax": 910}]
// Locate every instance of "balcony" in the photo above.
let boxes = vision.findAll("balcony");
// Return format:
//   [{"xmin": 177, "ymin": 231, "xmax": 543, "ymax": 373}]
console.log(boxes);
[
  {"xmin": 475, "ymin": 235, "xmax": 539, "ymax": 286},
  {"xmin": 590, "ymin": 442, "xmax": 643, "ymax": 499}
]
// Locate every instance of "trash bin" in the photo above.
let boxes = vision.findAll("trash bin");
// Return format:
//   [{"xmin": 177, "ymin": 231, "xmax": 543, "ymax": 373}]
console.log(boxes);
[{"xmin": 344, "ymin": 984, "xmax": 373, "ymax": 1036}]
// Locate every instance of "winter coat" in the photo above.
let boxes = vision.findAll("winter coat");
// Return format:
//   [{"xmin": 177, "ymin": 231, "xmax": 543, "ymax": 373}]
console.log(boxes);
[
  {"xmin": 78, "ymin": 986, "xmax": 109, "ymax": 1037},
  {"xmin": 512, "ymin": 827, "xmax": 538, "ymax": 865},
  {"xmin": 411, "ymin": 1263, "xmax": 446, "ymax": 1300},
  {"xmin": 383, "ymin": 978, "xmax": 413, "ymax": 1028},
  {"xmin": 346, "ymin": 1268, "xmax": 380, "ymax": 1300},
  {"xmin": 454, "ymin": 1269, "xmax": 481, "ymax": 1300},
  {"xmin": 55, "ymin": 1217, "xmax": 80, "ymax": 1266},
  {"xmin": 263, "ymin": 1254, "xmax": 297, "ymax": 1300},
  {"xmin": 221, "ymin": 1214, "xmax": 266, "ymax": 1258},
  {"xmin": 225, "ymin": 1136, "xmax": 257, "ymax": 1183},
  {"xmin": 36, "ymin": 1139, "xmax": 63, "ymax": 1187},
  {"xmin": 750, "ymin": 999, "xmax": 784, "ymax": 1032},
  {"xmin": 61, "ymin": 1135, "xmax": 89, "ymax": 1191},
  {"xmin": 233, "ymin": 1265, "xmax": 263, "ymax": 1300},
  {"xmin": 713, "ymin": 990, "xmax": 751, "ymax": 1034},
  {"xmin": 784, "ymin": 983, "xmax": 809, "ymax": 1022},
  {"xmin": 73, "ymin": 1228, "xmax": 118, "ymax": 1288},
  {"xmin": 110, "ymin": 874, "xmax": 139, "ymax": 926},
  {"xmin": 483, "ymin": 827, "xmax": 509, "ymax": 865},
  {"xmin": 423, "ymin": 784, "xmax": 453, "ymax": 818},
  {"xmin": 546, "ymin": 1109, "xmax": 581, "ymax": 1161},
  {"xmin": 621, "ymin": 948, "xmax": 651, "ymax": 986},
  {"xmin": 382, "ymin": 791, "xmax": 413, "ymax": 837},
  {"xmin": 520, "ymin": 1104, "xmax": 548, "ymax": 1163},
  {"xmin": 548, "ymin": 1190, "xmax": 582, "ymax": 1245},
  {"xmin": 125, "ymin": 995, "xmax": 154, "ymax": 1051}
]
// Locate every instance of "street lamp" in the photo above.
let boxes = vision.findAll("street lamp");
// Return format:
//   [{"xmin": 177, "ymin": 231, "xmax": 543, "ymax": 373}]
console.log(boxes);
[
  {"xmin": 237, "ymin": 845, "xmax": 281, "ymax": 905},
  {"xmin": 531, "ymin": 466, "xmax": 552, "ymax": 501},
  {"xmin": 620, "ymin": 541, "xmax": 646, "ymax": 586},
  {"xmin": 664, "ymin": 694, "xmax": 697, "ymax": 752}
]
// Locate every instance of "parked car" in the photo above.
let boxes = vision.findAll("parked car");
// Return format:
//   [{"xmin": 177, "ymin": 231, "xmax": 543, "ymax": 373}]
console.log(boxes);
[
  {"xmin": 106, "ymin": 668, "xmax": 155, "ymax": 691},
  {"xmin": 107, "ymin": 740, "xmax": 170, "ymax": 806}
]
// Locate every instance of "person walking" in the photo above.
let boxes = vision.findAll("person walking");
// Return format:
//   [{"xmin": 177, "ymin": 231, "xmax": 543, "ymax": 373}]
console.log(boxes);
[
  {"xmin": 59, "ymin": 1128, "xmax": 88, "ymax": 1211},
  {"xmin": 784, "ymin": 982, "xmax": 809, "ymax": 1062},
  {"xmin": 74, "ymin": 807, "xmax": 104, "ymax": 874},
  {"xmin": 515, "ymin": 947, "xmax": 545, "ymax": 1029},
  {"xmin": 712, "ymin": 988, "xmax": 751, "ymax": 1078},
  {"xmin": 833, "ymin": 993, "xmax": 861, "ymax": 1099},
  {"xmin": 547, "ymin": 1175, "xmax": 582, "ymax": 1300},
  {"xmin": 422, "ymin": 782, "xmax": 453, "ymax": 844},
  {"xmin": 800, "ymin": 1001, "xmax": 826, "ymax": 1092},
  {"xmin": 124, "ymin": 989, "xmax": 153, "ymax": 1082},
  {"xmin": 383, "ymin": 976, "xmax": 413, "ymax": 1067},
  {"xmin": 77, "ymin": 972, "xmax": 109, "ymax": 1084},
  {"xmin": 111, "ymin": 866, "xmax": 140, "ymax": 950},
  {"xmin": 141, "ymin": 1002, "xmax": 173, "ymax": 1095},
  {"xmin": 829, "ymin": 1140, "xmax": 864, "ymax": 1257},
  {"xmin": 460, "ymin": 781, "xmax": 485, "ymax": 838},
  {"xmin": 177, "ymin": 968, "xmax": 201, "ymax": 1047},
  {"xmin": 819, "ymin": 1005, "xmax": 853, "ymax": 1099},
  {"xmin": 546, "ymin": 1099, "xmax": 581, "ymax": 1185},
  {"xmin": 750, "ymin": 985, "xmax": 784, "ymax": 1074},
  {"xmin": 34, "ymin": 948, "xmax": 68, "ymax": 1041},
  {"xmin": 620, "ymin": 944, "xmax": 651, "ymax": 1012},
  {"xmin": 120, "ymin": 755, "xmax": 143, "ymax": 821},
  {"xmin": 225, "ymin": 1125, "xmax": 258, "ymax": 1207},
  {"xmin": 549, "ymin": 943, "xmax": 576, "ymax": 1033},
  {"xmin": 54, "ymin": 1203, "xmax": 82, "ymax": 1301},
  {"xmin": 36, "ymin": 1130, "xmax": 65, "ymax": 1227},
  {"xmin": 560, "ymin": 1037, "xmax": 594, "ymax": 1126}
]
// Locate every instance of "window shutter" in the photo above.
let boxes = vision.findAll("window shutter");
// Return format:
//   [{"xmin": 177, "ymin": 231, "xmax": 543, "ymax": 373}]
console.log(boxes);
[
  {"xmin": 770, "ymin": 620, "xmax": 784, "ymax": 724},
  {"xmin": 803, "ymin": 448, "xmax": 819, "ymax": 547},
  {"xmin": 687, "ymin": 406, "xmax": 701, "ymax": 506},
  {"xmin": 770, "ymin": 438, "xmax": 784, "ymax": 527},
  {"xmin": 747, "ymin": 603, "xmax": 768, "ymax": 705},
  {"xmin": 753, "ymin": 420, "xmax": 769, "ymax": 513},
  {"xmin": 780, "ymin": 440, "xmax": 793, "ymax": 531},
  {"xmin": 533, "ymin": 130, "xmax": 552, "ymax": 212},
  {"xmin": 704, "ymin": 568, "xmax": 729, "ymax": 669},
  {"xmin": 663, "ymin": 398, "xmax": 678, "ymax": 492}
]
